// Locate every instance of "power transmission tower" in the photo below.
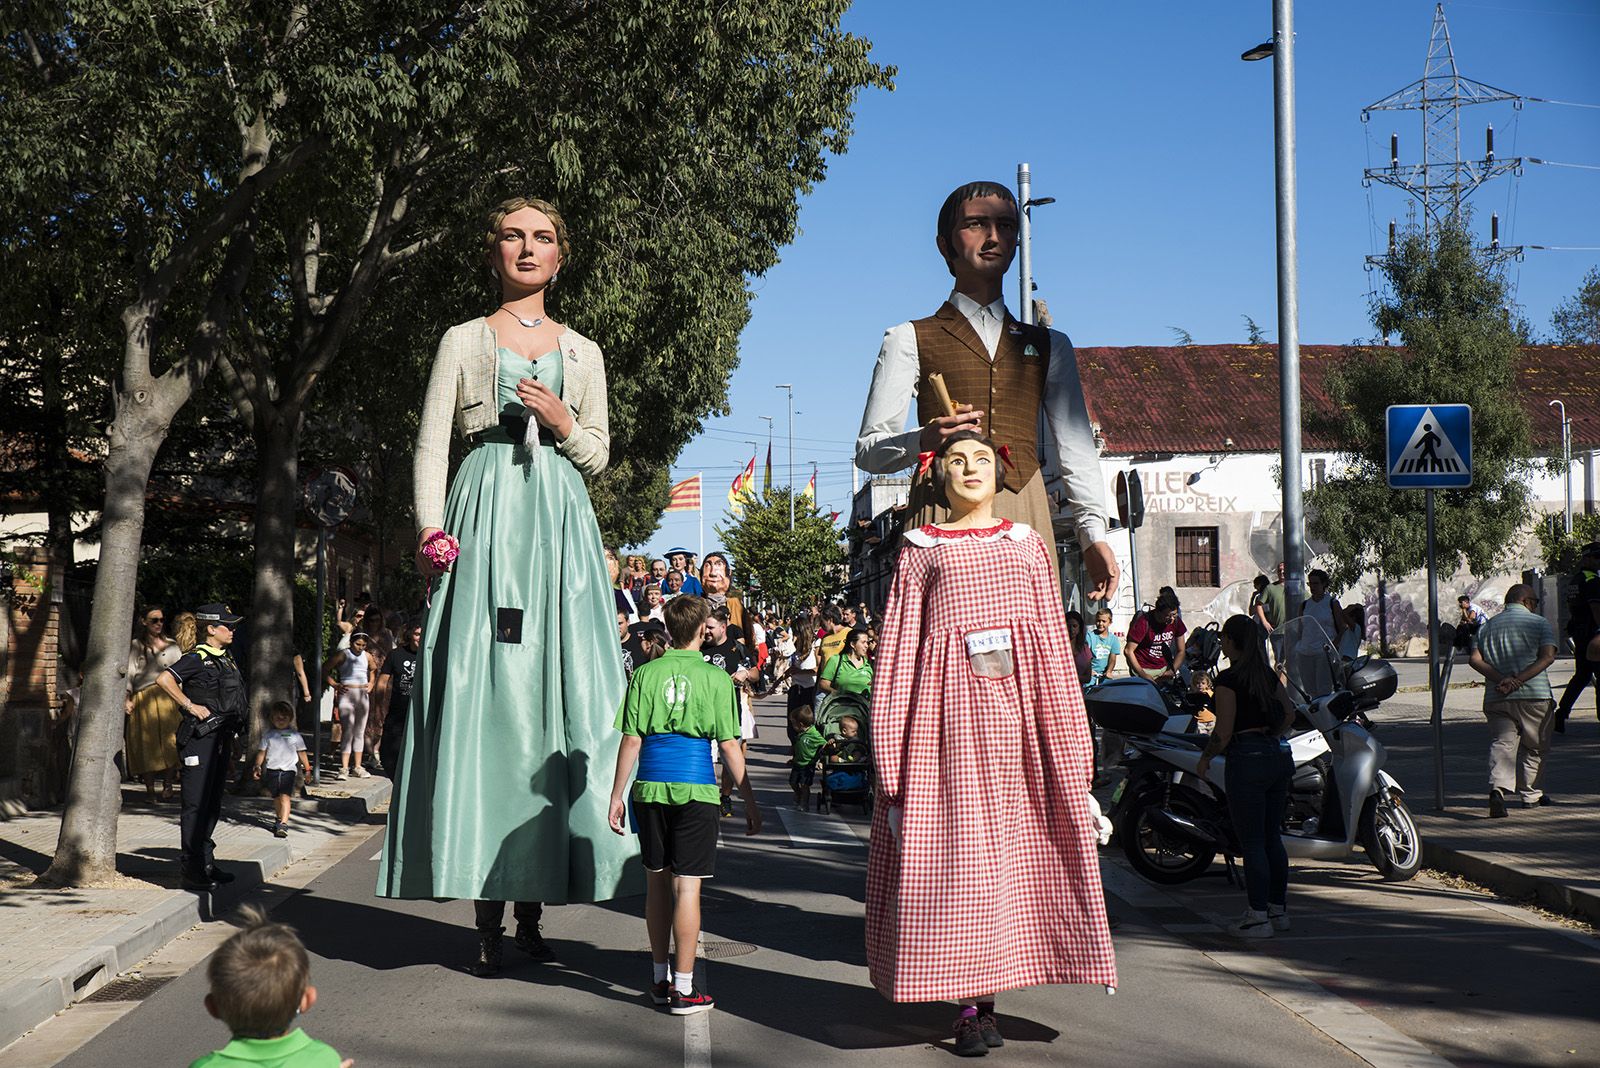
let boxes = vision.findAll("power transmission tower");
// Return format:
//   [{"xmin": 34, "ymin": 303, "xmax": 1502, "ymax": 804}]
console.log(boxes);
[{"xmin": 1361, "ymin": 3, "xmax": 1523, "ymax": 265}]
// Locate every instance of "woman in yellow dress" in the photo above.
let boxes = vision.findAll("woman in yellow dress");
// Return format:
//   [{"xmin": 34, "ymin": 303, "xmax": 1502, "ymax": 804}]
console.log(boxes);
[{"xmin": 124, "ymin": 605, "xmax": 183, "ymax": 801}]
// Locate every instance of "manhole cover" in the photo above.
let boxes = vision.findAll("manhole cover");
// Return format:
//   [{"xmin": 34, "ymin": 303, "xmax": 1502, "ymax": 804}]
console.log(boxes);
[
  {"xmin": 700, "ymin": 941, "xmax": 757, "ymax": 959},
  {"xmin": 81, "ymin": 976, "xmax": 175, "ymax": 1003},
  {"xmin": 636, "ymin": 941, "xmax": 758, "ymax": 959}
]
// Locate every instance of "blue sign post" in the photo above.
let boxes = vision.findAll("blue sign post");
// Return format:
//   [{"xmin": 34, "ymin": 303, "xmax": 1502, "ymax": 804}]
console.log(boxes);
[{"xmin": 1386, "ymin": 404, "xmax": 1473, "ymax": 810}]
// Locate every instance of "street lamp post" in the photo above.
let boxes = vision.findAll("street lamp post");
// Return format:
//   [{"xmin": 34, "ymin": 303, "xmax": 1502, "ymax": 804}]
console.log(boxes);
[
  {"xmin": 776, "ymin": 384, "xmax": 794, "ymax": 530},
  {"xmin": 1243, "ymin": 0, "xmax": 1307, "ymax": 615},
  {"xmin": 1015, "ymin": 163, "xmax": 1057, "ymax": 326},
  {"xmin": 1550, "ymin": 400, "xmax": 1572, "ymax": 534}
]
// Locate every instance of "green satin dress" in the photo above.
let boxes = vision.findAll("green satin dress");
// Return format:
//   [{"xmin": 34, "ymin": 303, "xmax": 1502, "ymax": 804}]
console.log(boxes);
[{"xmin": 378, "ymin": 346, "xmax": 641, "ymax": 903}]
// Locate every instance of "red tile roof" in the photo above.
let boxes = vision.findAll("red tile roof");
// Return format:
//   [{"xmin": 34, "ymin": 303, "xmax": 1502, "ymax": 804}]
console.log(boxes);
[{"xmin": 1075, "ymin": 344, "xmax": 1600, "ymax": 456}]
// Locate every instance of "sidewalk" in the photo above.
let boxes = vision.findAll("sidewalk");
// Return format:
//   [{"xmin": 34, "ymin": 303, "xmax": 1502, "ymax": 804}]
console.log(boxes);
[
  {"xmin": 0, "ymin": 774, "xmax": 390, "ymax": 1049},
  {"xmin": 1371, "ymin": 657, "xmax": 1600, "ymax": 925}
]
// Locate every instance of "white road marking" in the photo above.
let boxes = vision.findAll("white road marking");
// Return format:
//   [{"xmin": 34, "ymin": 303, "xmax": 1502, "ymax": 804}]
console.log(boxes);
[
  {"xmin": 369, "ymin": 850, "xmax": 382, "ymax": 861},
  {"xmin": 1101, "ymin": 858, "xmax": 1456, "ymax": 1068},
  {"xmin": 683, "ymin": 1011, "xmax": 712, "ymax": 1068},
  {"xmin": 773, "ymin": 804, "xmax": 866, "ymax": 851}
]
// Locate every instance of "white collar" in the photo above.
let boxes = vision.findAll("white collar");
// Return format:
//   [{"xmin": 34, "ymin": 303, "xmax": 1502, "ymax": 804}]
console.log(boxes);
[
  {"xmin": 948, "ymin": 290, "xmax": 1008, "ymax": 323},
  {"xmin": 903, "ymin": 521, "xmax": 1033, "ymax": 548}
]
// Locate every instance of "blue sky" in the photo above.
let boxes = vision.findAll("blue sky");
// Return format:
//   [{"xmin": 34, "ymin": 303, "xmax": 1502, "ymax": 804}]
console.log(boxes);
[{"xmin": 641, "ymin": 0, "xmax": 1600, "ymax": 557}]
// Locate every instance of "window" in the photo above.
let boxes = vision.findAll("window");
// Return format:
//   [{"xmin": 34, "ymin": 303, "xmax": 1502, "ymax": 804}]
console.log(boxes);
[{"xmin": 1174, "ymin": 527, "xmax": 1219, "ymax": 587}]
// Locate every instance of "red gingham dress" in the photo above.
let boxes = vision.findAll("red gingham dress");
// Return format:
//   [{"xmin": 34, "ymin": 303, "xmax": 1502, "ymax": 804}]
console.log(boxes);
[{"xmin": 865, "ymin": 521, "xmax": 1118, "ymax": 1002}]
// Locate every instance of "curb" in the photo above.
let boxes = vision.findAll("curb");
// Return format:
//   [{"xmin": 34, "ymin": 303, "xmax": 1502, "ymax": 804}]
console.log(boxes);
[
  {"xmin": 0, "ymin": 838, "xmax": 295, "ymax": 1050},
  {"xmin": 1422, "ymin": 839, "xmax": 1600, "ymax": 927},
  {"xmin": 0, "ymin": 776, "xmax": 388, "ymax": 1053},
  {"xmin": 234, "ymin": 776, "xmax": 392, "ymax": 820}
]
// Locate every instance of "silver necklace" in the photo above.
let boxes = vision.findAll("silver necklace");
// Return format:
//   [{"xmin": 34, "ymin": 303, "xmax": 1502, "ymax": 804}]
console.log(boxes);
[{"xmin": 499, "ymin": 305, "xmax": 544, "ymax": 329}]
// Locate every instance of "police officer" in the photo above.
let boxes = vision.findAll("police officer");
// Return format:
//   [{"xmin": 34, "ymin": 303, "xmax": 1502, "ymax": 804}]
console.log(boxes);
[{"xmin": 155, "ymin": 603, "xmax": 247, "ymax": 890}]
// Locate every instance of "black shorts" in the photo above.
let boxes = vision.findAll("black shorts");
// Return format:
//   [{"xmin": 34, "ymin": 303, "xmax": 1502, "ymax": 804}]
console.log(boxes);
[
  {"xmin": 261, "ymin": 768, "xmax": 297, "ymax": 797},
  {"xmin": 636, "ymin": 800, "xmax": 719, "ymax": 878}
]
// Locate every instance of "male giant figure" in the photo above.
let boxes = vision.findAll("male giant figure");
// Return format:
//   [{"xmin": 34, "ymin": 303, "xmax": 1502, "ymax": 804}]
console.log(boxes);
[{"xmin": 855, "ymin": 180, "xmax": 1118, "ymax": 598}]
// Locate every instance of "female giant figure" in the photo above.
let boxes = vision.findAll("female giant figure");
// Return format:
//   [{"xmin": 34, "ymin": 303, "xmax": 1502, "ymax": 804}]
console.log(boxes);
[{"xmin": 378, "ymin": 197, "xmax": 639, "ymax": 976}]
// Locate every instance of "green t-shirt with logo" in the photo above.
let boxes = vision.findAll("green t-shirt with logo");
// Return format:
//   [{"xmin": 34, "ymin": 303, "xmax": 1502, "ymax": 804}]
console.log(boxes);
[{"xmin": 615, "ymin": 648, "xmax": 740, "ymax": 806}]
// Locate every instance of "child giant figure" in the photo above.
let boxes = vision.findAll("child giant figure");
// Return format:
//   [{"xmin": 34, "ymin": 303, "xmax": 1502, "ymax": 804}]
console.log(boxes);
[
  {"xmin": 855, "ymin": 181, "xmax": 1117, "ymax": 599},
  {"xmin": 866, "ymin": 432, "xmax": 1116, "ymax": 1057}
]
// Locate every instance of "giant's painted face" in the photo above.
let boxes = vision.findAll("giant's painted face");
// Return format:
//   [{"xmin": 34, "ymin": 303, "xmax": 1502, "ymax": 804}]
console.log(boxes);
[{"xmin": 940, "ymin": 438, "xmax": 997, "ymax": 511}]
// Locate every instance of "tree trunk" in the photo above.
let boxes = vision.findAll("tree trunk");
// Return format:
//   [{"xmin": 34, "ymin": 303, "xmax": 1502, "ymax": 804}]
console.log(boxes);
[
  {"xmin": 244, "ymin": 413, "xmax": 305, "ymax": 749},
  {"xmin": 41, "ymin": 408, "xmax": 169, "ymax": 885}
]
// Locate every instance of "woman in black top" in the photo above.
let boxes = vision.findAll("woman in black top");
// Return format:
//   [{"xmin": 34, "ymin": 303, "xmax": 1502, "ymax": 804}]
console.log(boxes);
[{"xmin": 1196, "ymin": 614, "xmax": 1295, "ymax": 938}]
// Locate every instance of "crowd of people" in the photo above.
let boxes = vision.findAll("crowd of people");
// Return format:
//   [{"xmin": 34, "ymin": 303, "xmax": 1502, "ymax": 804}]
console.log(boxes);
[{"xmin": 144, "ymin": 181, "xmax": 1598, "ymax": 1067}]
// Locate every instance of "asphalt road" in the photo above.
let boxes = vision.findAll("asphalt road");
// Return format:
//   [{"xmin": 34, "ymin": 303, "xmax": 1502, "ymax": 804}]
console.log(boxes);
[{"xmin": 17, "ymin": 694, "xmax": 1600, "ymax": 1068}]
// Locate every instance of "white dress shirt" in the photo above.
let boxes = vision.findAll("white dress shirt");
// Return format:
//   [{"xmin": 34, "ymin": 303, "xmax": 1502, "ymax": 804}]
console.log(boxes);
[{"xmin": 854, "ymin": 291, "xmax": 1109, "ymax": 550}]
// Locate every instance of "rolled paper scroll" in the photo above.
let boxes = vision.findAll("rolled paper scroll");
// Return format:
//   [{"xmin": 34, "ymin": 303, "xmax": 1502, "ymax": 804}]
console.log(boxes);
[{"xmin": 927, "ymin": 372, "xmax": 958, "ymax": 419}]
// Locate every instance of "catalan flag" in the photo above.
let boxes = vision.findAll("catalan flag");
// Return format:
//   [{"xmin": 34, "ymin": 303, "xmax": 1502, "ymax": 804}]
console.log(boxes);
[
  {"xmin": 728, "ymin": 456, "xmax": 756, "ymax": 514},
  {"xmin": 801, "ymin": 468, "xmax": 816, "ymax": 503},
  {"xmin": 763, "ymin": 443, "xmax": 773, "ymax": 493},
  {"xmin": 665, "ymin": 474, "xmax": 701, "ymax": 513}
]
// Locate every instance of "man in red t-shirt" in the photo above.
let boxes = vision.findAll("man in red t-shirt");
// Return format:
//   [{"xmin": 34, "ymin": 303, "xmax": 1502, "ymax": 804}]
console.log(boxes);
[{"xmin": 1125, "ymin": 592, "xmax": 1187, "ymax": 682}]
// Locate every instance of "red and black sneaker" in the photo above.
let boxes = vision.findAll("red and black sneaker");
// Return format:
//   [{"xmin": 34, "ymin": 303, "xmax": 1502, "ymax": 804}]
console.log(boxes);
[
  {"xmin": 669, "ymin": 986, "xmax": 715, "ymax": 1016},
  {"xmin": 649, "ymin": 981, "xmax": 671, "ymax": 1006}
]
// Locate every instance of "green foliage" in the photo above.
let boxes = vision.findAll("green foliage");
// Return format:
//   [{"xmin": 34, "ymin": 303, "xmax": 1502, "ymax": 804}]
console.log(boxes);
[
  {"xmin": 1305, "ymin": 222, "xmax": 1539, "ymax": 589},
  {"xmin": 1535, "ymin": 512, "xmax": 1600, "ymax": 576},
  {"xmin": 1242, "ymin": 315, "xmax": 1266, "ymax": 345},
  {"xmin": 5, "ymin": 0, "xmax": 893, "ymax": 550},
  {"xmin": 1550, "ymin": 266, "xmax": 1600, "ymax": 345},
  {"xmin": 716, "ymin": 486, "xmax": 844, "ymax": 611},
  {"xmin": 1168, "ymin": 326, "xmax": 1194, "ymax": 346}
]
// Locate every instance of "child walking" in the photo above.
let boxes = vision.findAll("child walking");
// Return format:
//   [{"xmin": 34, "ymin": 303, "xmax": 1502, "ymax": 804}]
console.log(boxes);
[
  {"xmin": 254, "ymin": 701, "xmax": 311, "ymax": 838},
  {"xmin": 190, "ymin": 906, "xmax": 350, "ymax": 1067},
  {"xmin": 608, "ymin": 595, "xmax": 761, "ymax": 1015}
]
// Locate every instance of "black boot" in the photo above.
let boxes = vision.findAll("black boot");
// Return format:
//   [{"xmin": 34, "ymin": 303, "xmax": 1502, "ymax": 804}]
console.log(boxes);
[
  {"xmin": 513, "ymin": 924, "xmax": 555, "ymax": 961},
  {"xmin": 468, "ymin": 927, "xmax": 504, "ymax": 977}
]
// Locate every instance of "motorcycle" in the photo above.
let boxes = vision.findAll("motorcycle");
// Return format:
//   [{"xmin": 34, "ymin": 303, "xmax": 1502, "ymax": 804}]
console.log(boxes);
[{"xmin": 1087, "ymin": 616, "xmax": 1423, "ymax": 884}]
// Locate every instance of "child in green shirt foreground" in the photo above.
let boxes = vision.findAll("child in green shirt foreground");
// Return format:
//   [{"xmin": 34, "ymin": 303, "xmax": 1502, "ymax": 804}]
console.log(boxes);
[
  {"xmin": 190, "ymin": 906, "xmax": 350, "ymax": 1068},
  {"xmin": 609, "ymin": 595, "xmax": 761, "ymax": 1016}
]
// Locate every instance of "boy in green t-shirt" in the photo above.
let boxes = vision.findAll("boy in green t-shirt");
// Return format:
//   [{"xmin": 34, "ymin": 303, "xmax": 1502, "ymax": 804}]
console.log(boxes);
[
  {"xmin": 609, "ymin": 595, "xmax": 761, "ymax": 1016},
  {"xmin": 190, "ymin": 906, "xmax": 348, "ymax": 1068}
]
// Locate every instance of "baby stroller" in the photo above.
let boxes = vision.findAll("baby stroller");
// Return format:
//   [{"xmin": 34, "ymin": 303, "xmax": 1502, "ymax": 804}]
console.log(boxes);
[{"xmin": 812, "ymin": 690, "xmax": 872, "ymax": 816}]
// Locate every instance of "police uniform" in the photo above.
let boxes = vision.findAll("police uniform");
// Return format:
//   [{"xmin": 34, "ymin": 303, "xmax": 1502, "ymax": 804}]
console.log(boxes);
[{"xmin": 166, "ymin": 604, "xmax": 247, "ymax": 888}]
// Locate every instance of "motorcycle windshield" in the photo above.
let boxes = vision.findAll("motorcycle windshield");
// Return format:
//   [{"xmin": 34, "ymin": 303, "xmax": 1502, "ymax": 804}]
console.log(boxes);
[{"xmin": 1279, "ymin": 616, "xmax": 1341, "ymax": 701}]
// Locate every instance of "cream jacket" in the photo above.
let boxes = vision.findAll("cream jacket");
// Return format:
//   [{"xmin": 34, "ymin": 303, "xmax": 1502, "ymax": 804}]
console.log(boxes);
[{"xmin": 413, "ymin": 318, "xmax": 610, "ymax": 535}]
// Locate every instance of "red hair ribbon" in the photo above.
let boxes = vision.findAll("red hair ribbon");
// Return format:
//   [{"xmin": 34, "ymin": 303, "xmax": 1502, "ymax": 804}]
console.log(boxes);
[
  {"xmin": 916, "ymin": 451, "xmax": 937, "ymax": 477},
  {"xmin": 996, "ymin": 444, "xmax": 1016, "ymax": 471}
]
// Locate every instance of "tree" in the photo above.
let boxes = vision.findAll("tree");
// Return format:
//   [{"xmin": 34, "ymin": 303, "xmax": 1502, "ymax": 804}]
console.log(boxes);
[
  {"xmin": 717, "ymin": 486, "xmax": 845, "ymax": 611},
  {"xmin": 1550, "ymin": 266, "xmax": 1600, "ymax": 345},
  {"xmin": 1242, "ymin": 315, "xmax": 1266, "ymax": 345},
  {"xmin": 1167, "ymin": 326, "xmax": 1194, "ymax": 346},
  {"xmin": 1304, "ymin": 222, "xmax": 1539, "ymax": 590},
  {"xmin": 7, "ymin": 3, "xmax": 890, "ymax": 884}
]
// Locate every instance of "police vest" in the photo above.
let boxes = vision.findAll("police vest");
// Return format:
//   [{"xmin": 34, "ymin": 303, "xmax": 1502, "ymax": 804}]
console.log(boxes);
[{"xmin": 182, "ymin": 647, "xmax": 247, "ymax": 720}]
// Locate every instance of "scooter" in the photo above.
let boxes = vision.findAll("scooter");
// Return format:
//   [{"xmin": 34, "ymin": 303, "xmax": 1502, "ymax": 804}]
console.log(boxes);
[{"xmin": 1088, "ymin": 617, "xmax": 1423, "ymax": 884}]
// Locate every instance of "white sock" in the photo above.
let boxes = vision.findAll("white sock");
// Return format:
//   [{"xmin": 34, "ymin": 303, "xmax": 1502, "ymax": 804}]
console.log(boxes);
[
  {"xmin": 1268, "ymin": 904, "xmax": 1287, "ymax": 915},
  {"xmin": 674, "ymin": 969, "xmax": 694, "ymax": 996},
  {"xmin": 653, "ymin": 961, "xmax": 669, "ymax": 984}
]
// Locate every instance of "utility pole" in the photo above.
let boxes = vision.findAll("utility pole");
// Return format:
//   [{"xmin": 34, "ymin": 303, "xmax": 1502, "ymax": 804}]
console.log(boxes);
[
  {"xmin": 1242, "ymin": 0, "xmax": 1307, "ymax": 615},
  {"xmin": 777, "ymin": 384, "xmax": 794, "ymax": 530},
  {"xmin": 1551, "ymin": 400, "xmax": 1573, "ymax": 534}
]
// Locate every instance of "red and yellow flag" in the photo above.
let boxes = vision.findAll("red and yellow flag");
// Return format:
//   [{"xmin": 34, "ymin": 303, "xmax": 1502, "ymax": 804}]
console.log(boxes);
[
  {"xmin": 665, "ymin": 474, "xmax": 701, "ymax": 513},
  {"xmin": 728, "ymin": 457, "xmax": 756, "ymax": 511},
  {"xmin": 801, "ymin": 468, "xmax": 816, "ymax": 503}
]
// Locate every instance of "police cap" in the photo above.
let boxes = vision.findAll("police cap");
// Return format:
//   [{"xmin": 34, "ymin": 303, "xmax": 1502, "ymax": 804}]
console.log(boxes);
[{"xmin": 195, "ymin": 603, "xmax": 245, "ymax": 627}]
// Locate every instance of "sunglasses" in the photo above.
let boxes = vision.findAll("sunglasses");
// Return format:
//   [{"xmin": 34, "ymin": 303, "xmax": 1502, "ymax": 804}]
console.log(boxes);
[{"xmin": 146, "ymin": 616, "xmax": 164, "ymax": 624}]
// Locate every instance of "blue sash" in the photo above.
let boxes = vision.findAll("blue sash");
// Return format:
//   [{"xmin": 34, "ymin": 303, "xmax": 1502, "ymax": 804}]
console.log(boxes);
[{"xmin": 629, "ymin": 733, "xmax": 717, "ymax": 832}]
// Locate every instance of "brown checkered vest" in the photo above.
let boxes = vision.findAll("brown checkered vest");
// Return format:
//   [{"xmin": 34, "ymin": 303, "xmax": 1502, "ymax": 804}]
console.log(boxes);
[{"xmin": 912, "ymin": 303, "xmax": 1052, "ymax": 484}]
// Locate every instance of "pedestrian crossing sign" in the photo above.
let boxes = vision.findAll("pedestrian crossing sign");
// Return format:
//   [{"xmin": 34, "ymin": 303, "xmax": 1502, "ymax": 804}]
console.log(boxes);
[{"xmin": 1386, "ymin": 404, "xmax": 1472, "ymax": 489}]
